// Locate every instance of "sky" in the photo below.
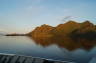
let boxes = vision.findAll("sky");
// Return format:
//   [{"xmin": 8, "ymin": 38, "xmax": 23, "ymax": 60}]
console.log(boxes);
[{"xmin": 0, "ymin": 0, "xmax": 96, "ymax": 33}]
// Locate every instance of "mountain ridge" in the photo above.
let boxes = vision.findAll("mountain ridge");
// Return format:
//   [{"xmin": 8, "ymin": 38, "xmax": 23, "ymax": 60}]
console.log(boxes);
[
  {"xmin": 6, "ymin": 21, "xmax": 96, "ymax": 40},
  {"xmin": 29, "ymin": 21, "xmax": 96, "ymax": 40}
]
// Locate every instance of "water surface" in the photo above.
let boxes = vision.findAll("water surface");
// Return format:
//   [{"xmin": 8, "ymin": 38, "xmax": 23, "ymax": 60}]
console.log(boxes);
[{"xmin": 0, "ymin": 36, "xmax": 96, "ymax": 63}]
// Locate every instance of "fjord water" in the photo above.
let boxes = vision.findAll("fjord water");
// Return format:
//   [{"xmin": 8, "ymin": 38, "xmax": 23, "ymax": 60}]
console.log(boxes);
[{"xmin": 0, "ymin": 36, "xmax": 96, "ymax": 63}]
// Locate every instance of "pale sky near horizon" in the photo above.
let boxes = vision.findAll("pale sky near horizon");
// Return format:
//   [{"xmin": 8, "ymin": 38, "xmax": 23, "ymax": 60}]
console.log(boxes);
[{"xmin": 0, "ymin": 0, "xmax": 96, "ymax": 33}]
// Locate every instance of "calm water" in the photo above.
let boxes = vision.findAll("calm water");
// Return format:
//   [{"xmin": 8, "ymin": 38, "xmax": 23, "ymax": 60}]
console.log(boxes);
[{"xmin": 0, "ymin": 36, "xmax": 96, "ymax": 63}]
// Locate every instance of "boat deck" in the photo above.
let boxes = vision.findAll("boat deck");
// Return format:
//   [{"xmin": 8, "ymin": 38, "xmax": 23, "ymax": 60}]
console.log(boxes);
[{"xmin": 0, "ymin": 54, "xmax": 75, "ymax": 63}]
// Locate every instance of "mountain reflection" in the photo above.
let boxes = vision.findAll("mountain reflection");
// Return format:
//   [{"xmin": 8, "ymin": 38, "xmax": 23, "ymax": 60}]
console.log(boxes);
[{"xmin": 28, "ymin": 36, "xmax": 96, "ymax": 51}]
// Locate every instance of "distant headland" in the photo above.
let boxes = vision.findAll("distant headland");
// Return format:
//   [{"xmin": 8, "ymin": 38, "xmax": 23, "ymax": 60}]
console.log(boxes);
[{"xmin": 6, "ymin": 33, "xmax": 26, "ymax": 36}]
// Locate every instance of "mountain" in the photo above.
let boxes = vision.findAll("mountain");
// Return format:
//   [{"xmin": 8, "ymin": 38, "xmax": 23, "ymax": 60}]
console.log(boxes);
[
  {"xmin": 69, "ymin": 21, "xmax": 96, "ymax": 40},
  {"xmin": 27, "ymin": 24, "xmax": 54, "ymax": 38},
  {"xmin": 53, "ymin": 21, "xmax": 81, "ymax": 36},
  {"xmin": 29, "ymin": 21, "xmax": 96, "ymax": 40},
  {"xmin": 5, "ymin": 21, "xmax": 96, "ymax": 40},
  {"xmin": 79, "ymin": 21, "xmax": 95, "ymax": 33}
]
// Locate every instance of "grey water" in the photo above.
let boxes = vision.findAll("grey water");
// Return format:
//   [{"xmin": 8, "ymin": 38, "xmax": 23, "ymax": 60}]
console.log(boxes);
[{"xmin": 0, "ymin": 36, "xmax": 96, "ymax": 63}]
